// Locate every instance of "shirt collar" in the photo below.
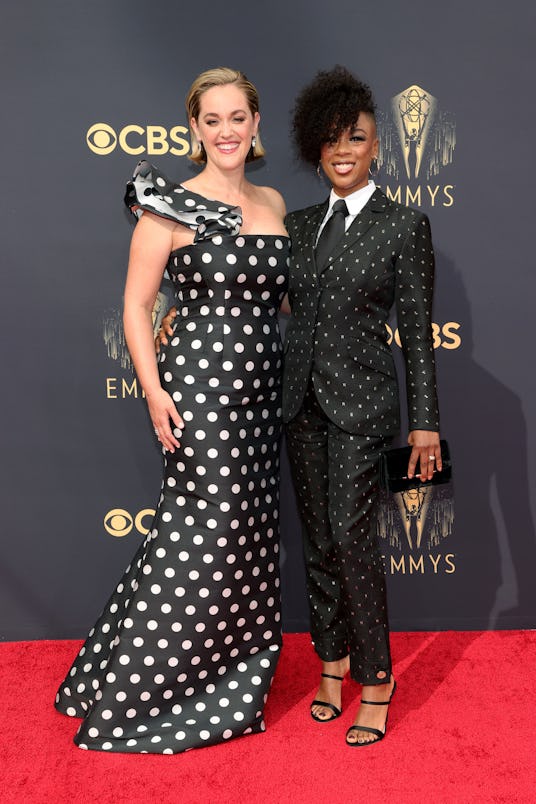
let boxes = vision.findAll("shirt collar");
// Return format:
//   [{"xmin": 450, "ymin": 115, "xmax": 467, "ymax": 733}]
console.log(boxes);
[{"xmin": 328, "ymin": 180, "xmax": 376, "ymax": 217}]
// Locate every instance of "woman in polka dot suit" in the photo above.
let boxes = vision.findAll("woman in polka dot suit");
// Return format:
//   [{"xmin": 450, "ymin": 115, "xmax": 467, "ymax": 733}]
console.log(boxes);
[
  {"xmin": 55, "ymin": 68, "xmax": 290, "ymax": 754},
  {"xmin": 283, "ymin": 67, "xmax": 441, "ymax": 746}
]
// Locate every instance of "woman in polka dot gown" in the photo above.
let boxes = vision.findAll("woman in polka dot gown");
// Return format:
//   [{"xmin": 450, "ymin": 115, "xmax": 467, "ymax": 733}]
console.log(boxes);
[{"xmin": 54, "ymin": 68, "xmax": 289, "ymax": 753}]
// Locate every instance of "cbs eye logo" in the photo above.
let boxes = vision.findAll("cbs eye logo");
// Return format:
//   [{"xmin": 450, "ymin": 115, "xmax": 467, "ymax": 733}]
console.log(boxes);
[
  {"xmin": 86, "ymin": 123, "xmax": 117, "ymax": 155},
  {"xmin": 86, "ymin": 123, "xmax": 190, "ymax": 156},
  {"xmin": 104, "ymin": 508, "xmax": 155, "ymax": 538}
]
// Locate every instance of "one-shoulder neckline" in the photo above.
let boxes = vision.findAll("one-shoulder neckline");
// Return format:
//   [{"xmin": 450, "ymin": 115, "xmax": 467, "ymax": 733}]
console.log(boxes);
[{"xmin": 176, "ymin": 183, "xmax": 239, "ymax": 210}]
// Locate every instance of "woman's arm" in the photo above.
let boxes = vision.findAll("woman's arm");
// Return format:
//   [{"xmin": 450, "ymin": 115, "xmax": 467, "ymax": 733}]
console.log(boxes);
[
  {"xmin": 395, "ymin": 212, "xmax": 441, "ymax": 481},
  {"xmin": 123, "ymin": 211, "xmax": 183, "ymax": 452}
]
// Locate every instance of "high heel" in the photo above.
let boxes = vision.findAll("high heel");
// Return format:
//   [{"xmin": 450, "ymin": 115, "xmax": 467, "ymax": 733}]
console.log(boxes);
[
  {"xmin": 345, "ymin": 680, "xmax": 397, "ymax": 746},
  {"xmin": 310, "ymin": 672, "xmax": 345, "ymax": 722}
]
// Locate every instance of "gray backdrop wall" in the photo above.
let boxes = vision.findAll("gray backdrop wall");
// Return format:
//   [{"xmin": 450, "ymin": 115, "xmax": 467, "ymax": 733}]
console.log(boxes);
[{"xmin": 2, "ymin": 0, "xmax": 536, "ymax": 639}]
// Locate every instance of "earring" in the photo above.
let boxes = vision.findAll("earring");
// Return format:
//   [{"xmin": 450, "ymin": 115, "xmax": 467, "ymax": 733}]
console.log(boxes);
[
  {"xmin": 369, "ymin": 157, "xmax": 379, "ymax": 178},
  {"xmin": 316, "ymin": 162, "xmax": 321, "ymax": 178},
  {"xmin": 251, "ymin": 136, "xmax": 257, "ymax": 149}
]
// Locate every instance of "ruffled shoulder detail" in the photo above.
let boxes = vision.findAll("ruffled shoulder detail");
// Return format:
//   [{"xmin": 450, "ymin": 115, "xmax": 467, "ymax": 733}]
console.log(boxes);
[{"xmin": 124, "ymin": 160, "xmax": 242, "ymax": 243}]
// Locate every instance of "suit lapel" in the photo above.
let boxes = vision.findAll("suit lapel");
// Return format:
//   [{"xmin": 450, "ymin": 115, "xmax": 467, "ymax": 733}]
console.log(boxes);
[
  {"xmin": 319, "ymin": 189, "xmax": 390, "ymax": 272},
  {"xmin": 298, "ymin": 200, "xmax": 329, "ymax": 278}
]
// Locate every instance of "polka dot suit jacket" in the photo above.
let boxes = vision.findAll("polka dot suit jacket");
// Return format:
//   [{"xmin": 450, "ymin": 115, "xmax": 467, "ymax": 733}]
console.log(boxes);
[{"xmin": 282, "ymin": 189, "xmax": 440, "ymax": 437}]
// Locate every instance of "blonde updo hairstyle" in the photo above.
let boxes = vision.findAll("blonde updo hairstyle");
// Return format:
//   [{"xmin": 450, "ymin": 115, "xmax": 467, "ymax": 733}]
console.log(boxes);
[{"xmin": 186, "ymin": 67, "xmax": 265, "ymax": 164}]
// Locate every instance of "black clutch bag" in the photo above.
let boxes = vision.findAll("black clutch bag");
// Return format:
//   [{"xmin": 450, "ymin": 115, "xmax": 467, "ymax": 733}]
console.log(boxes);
[{"xmin": 379, "ymin": 439, "xmax": 452, "ymax": 493}]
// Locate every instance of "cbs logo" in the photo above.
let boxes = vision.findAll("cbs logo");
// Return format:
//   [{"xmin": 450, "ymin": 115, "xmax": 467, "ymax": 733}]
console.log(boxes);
[
  {"xmin": 104, "ymin": 508, "xmax": 155, "ymax": 538},
  {"xmin": 86, "ymin": 123, "xmax": 190, "ymax": 156},
  {"xmin": 386, "ymin": 322, "xmax": 461, "ymax": 350}
]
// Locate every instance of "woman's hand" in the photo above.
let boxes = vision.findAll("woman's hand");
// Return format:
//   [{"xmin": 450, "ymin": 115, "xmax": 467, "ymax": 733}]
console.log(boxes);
[
  {"xmin": 407, "ymin": 430, "xmax": 442, "ymax": 482},
  {"xmin": 279, "ymin": 293, "xmax": 291, "ymax": 315},
  {"xmin": 146, "ymin": 387, "xmax": 183, "ymax": 453},
  {"xmin": 155, "ymin": 306, "xmax": 177, "ymax": 354}
]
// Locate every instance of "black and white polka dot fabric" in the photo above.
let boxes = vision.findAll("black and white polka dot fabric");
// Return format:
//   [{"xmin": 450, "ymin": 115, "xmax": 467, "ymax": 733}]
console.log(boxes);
[{"xmin": 55, "ymin": 163, "xmax": 290, "ymax": 754}]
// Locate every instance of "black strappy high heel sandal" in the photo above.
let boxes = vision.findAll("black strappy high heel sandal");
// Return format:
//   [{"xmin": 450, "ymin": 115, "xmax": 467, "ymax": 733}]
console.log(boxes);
[
  {"xmin": 310, "ymin": 672, "xmax": 345, "ymax": 722},
  {"xmin": 345, "ymin": 680, "xmax": 397, "ymax": 746}
]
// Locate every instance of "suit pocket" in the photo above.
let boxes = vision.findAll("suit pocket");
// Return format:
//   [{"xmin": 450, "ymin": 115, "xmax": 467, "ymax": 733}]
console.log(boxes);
[{"xmin": 346, "ymin": 340, "xmax": 395, "ymax": 378}]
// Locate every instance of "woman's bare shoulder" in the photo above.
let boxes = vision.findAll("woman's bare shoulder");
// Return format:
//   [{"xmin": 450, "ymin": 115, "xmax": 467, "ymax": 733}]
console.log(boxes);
[
  {"xmin": 137, "ymin": 209, "xmax": 180, "ymax": 230},
  {"xmin": 255, "ymin": 184, "xmax": 286, "ymax": 216}
]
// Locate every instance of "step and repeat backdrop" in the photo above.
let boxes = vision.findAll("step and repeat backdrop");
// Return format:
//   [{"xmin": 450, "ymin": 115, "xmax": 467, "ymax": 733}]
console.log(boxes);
[{"xmin": 2, "ymin": 1, "xmax": 536, "ymax": 639}]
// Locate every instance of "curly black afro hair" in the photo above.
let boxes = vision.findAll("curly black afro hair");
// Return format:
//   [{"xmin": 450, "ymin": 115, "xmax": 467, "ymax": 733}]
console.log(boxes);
[{"xmin": 291, "ymin": 65, "xmax": 376, "ymax": 165}]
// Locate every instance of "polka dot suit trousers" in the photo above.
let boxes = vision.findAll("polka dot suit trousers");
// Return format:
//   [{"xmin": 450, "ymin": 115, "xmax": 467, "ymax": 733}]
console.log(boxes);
[{"xmin": 286, "ymin": 381, "xmax": 392, "ymax": 684}]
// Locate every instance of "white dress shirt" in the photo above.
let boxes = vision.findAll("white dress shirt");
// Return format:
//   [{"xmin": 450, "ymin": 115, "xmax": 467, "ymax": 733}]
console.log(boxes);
[{"xmin": 315, "ymin": 180, "xmax": 377, "ymax": 244}]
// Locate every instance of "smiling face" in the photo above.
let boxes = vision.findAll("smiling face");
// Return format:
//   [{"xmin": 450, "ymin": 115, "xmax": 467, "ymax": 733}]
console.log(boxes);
[
  {"xmin": 319, "ymin": 112, "xmax": 378, "ymax": 197},
  {"xmin": 191, "ymin": 83, "xmax": 260, "ymax": 171}
]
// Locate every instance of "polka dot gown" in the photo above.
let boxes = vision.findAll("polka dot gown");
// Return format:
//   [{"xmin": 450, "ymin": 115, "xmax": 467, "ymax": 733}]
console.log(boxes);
[{"xmin": 55, "ymin": 162, "xmax": 290, "ymax": 754}]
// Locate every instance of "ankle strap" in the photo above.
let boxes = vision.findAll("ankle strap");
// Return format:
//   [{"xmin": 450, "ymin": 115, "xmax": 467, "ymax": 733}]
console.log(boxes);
[
  {"xmin": 360, "ymin": 698, "xmax": 389, "ymax": 706},
  {"xmin": 321, "ymin": 673, "xmax": 344, "ymax": 681}
]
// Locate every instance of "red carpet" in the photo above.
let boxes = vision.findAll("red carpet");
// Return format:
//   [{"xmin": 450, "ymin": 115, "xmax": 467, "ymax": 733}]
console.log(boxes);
[{"xmin": 1, "ymin": 632, "xmax": 535, "ymax": 803}]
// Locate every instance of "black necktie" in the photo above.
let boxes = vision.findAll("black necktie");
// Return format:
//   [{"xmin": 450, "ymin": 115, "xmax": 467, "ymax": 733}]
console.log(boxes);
[{"xmin": 315, "ymin": 198, "xmax": 348, "ymax": 270}]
